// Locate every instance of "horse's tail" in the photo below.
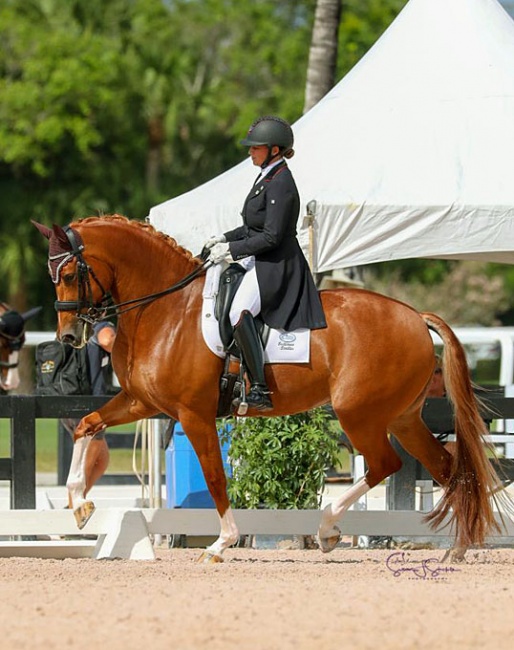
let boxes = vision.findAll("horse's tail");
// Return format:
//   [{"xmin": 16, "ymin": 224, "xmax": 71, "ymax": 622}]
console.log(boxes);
[{"xmin": 422, "ymin": 312, "xmax": 513, "ymax": 547}]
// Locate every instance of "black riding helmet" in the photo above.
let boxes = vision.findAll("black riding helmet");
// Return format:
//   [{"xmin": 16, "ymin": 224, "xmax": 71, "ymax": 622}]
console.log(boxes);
[{"xmin": 240, "ymin": 116, "xmax": 294, "ymax": 167}]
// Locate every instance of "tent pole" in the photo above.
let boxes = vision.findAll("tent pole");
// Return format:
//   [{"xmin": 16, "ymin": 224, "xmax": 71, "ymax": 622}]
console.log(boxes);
[{"xmin": 306, "ymin": 200, "xmax": 317, "ymax": 271}]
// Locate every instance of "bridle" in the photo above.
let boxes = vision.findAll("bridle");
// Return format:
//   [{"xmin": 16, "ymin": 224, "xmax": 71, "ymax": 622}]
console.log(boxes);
[
  {"xmin": 51, "ymin": 226, "xmax": 210, "ymax": 325},
  {"xmin": 0, "ymin": 331, "xmax": 23, "ymax": 369}
]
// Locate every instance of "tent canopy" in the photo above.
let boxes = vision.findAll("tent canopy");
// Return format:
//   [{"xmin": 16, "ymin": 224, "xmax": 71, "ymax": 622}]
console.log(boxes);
[{"xmin": 149, "ymin": 0, "xmax": 514, "ymax": 272}]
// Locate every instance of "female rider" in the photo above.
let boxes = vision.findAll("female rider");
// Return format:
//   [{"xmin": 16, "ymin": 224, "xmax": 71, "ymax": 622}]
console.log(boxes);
[{"xmin": 206, "ymin": 116, "xmax": 326, "ymax": 410}]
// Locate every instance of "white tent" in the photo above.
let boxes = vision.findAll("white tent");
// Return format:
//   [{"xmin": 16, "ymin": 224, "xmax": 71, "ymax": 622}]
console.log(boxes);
[{"xmin": 149, "ymin": 0, "xmax": 514, "ymax": 273}]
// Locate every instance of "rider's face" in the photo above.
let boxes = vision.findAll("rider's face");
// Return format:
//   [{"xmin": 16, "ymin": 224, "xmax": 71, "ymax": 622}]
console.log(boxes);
[
  {"xmin": 249, "ymin": 145, "xmax": 268, "ymax": 167},
  {"xmin": 249, "ymin": 144, "xmax": 279, "ymax": 167}
]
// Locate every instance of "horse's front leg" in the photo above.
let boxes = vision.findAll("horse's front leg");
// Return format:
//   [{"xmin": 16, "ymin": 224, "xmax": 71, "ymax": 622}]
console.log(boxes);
[
  {"xmin": 67, "ymin": 414, "xmax": 107, "ymax": 529},
  {"xmin": 67, "ymin": 391, "xmax": 157, "ymax": 529},
  {"xmin": 199, "ymin": 507, "xmax": 239, "ymax": 564},
  {"xmin": 182, "ymin": 415, "xmax": 239, "ymax": 563}
]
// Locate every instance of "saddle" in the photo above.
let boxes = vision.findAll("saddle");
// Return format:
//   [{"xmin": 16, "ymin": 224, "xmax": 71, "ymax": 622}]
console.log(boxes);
[{"xmin": 214, "ymin": 263, "xmax": 270, "ymax": 417}]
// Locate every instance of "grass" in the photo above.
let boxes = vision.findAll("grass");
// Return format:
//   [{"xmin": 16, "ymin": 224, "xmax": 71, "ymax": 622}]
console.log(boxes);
[{"xmin": 1, "ymin": 414, "xmax": 351, "ymax": 482}]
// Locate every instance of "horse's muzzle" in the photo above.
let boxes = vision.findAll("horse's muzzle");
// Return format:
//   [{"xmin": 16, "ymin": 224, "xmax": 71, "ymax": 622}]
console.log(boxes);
[{"xmin": 59, "ymin": 319, "xmax": 91, "ymax": 348}]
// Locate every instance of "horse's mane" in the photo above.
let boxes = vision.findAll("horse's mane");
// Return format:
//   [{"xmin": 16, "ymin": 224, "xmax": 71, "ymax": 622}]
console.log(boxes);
[{"xmin": 72, "ymin": 214, "xmax": 201, "ymax": 266}]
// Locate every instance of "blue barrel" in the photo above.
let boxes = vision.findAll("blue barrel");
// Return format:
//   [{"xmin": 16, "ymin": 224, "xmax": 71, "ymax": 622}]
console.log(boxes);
[{"xmin": 165, "ymin": 421, "xmax": 231, "ymax": 508}]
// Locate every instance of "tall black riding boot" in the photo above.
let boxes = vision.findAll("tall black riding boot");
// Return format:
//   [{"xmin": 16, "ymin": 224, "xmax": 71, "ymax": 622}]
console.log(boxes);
[{"xmin": 233, "ymin": 310, "xmax": 273, "ymax": 411}]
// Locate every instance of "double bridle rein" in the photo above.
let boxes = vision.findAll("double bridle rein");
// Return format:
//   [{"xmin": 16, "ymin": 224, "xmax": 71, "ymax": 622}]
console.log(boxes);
[{"xmin": 51, "ymin": 226, "xmax": 209, "ymax": 325}]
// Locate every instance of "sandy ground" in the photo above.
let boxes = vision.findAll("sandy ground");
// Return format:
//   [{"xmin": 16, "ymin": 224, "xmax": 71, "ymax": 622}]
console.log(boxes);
[{"xmin": 0, "ymin": 545, "xmax": 513, "ymax": 650}]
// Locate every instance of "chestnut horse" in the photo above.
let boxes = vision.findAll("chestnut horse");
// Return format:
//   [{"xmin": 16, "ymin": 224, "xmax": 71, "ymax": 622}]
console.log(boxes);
[
  {"xmin": 0, "ymin": 302, "xmax": 41, "ymax": 392},
  {"xmin": 34, "ymin": 215, "xmax": 512, "ymax": 562}
]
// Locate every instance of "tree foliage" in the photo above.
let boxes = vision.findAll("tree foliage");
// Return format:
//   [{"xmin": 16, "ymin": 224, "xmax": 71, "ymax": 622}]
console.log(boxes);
[
  {"xmin": 338, "ymin": 0, "xmax": 407, "ymax": 76},
  {"xmin": 8, "ymin": 0, "xmax": 502, "ymax": 329},
  {"xmin": 367, "ymin": 261, "xmax": 510, "ymax": 327}
]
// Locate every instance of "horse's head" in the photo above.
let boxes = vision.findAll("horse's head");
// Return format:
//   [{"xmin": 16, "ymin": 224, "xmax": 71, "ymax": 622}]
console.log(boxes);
[
  {"xmin": 33, "ymin": 215, "xmax": 204, "ymax": 347},
  {"xmin": 32, "ymin": 220, "xmax": 112, "ymax": 347},
  {"xmin": 0, "ymin": 303, "xmax": 42, "ymax": 391}
]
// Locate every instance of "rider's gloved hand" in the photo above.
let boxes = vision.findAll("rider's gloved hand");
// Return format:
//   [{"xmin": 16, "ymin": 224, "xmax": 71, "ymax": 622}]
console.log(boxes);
[
  {"xmin": 204, "ymin": 234, "xmax": 226, "ymax": 249},
  {"xmin": 209, "ymin": 242, "xmax": 233, "ymax": 264}
]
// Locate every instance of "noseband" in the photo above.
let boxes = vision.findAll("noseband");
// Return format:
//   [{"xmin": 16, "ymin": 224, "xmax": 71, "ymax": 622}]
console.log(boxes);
[
  {"xmin": 0, "ymin": 335, "xmax": 24, "ymax": 369},
  {"xmin": 52, "ymin": 226, "xmax": 209, "ymax": 325}
]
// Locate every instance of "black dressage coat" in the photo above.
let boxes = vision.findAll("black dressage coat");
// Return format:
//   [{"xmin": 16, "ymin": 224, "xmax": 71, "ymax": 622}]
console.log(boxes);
[{"xmin": 224, "ymin": 161, "xmax": 327, "ymax": 332}]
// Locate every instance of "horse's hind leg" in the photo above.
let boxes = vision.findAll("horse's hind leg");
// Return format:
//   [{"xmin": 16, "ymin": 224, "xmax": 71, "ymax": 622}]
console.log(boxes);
[
  {"xmin": 389, "ymin": 412, "xmax": 453, "ymax": 487},
  {"xmin": 318, "ymin": 421, "xmax": 402, "ymax": 553},
  {"xmin": 388, "ymin": 412, "xmax": 464, "ymax": 558}
]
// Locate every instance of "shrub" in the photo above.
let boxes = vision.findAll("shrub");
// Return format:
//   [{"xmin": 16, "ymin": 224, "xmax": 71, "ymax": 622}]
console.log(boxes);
[{"xmin": 222, "ymin": 407, "xmax": 341, "ymax": 509}]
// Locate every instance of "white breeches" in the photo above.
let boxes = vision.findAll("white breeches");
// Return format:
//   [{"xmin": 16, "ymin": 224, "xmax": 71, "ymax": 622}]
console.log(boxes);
[{"xmin": 229, "ymin": 259, "xmax": 261, "ymax": 326}]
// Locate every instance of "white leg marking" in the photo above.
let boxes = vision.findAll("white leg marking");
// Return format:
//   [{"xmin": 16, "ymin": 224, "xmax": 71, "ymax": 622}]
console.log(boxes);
[
  {"xmin": 205, "ymin": 508, "xmax": 239, "ymax": 557},
  {"xmin": 66, "ymin": 436, "xmax": 92, "ymax": 509},
  {"xmin": 1, "ymin": 352, "xmax": 20, "ymax": 391},
  {"xmin": 318, "ymin": 477, "xmax": 371, "ymax": 539}
]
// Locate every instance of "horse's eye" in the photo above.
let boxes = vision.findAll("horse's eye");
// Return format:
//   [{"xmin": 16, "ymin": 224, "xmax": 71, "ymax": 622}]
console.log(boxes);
[{"xmin": 62, "ymin": 273, "xmax": 76, "ymax": 285}]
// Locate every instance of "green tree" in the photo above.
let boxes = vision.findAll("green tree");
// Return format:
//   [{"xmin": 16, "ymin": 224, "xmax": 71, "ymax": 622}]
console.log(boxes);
[
  {"xmin": 0, "ymin": 0, "xmax": 419, "ymax": 328},
  {"xmin": 367, "ymin": 261, "xmax": 510, "ymax": 327},
  {"xmin": 339, "ymin": 0, "xmax": 408, "ymax": 77}
]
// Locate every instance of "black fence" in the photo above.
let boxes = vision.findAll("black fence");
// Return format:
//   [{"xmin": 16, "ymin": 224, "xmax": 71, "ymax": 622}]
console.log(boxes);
[
  {"xmin": 389, "ymin": 388, "xmax": 514, "ymax": 509},
  {"xmin": 1, "ymin": 392, "xmax": 514, "ymax": 511},
  {"xmin": 0, "ymin": 395, "xmax": 114, "ymax": 509}
]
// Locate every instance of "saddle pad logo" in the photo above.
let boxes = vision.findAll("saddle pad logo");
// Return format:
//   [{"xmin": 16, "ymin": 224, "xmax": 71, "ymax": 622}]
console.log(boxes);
[{"xmin": 278, "ymin": 332, "xmax": 297, "ymax": 351}]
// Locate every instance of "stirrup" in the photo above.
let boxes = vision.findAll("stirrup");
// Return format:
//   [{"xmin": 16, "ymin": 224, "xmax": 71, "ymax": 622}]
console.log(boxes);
[{"xmin": 246, "ymin": 385, "xmax": 273, "ymax": 411}]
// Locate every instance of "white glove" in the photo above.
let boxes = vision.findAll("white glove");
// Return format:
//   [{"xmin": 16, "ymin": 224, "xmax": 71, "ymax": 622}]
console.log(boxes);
[
  {"xmin": 204, "ymin": 234, "xmax": 226, "ymax": 249},
  {"xmin": 209, "ymin": 242, "xmax": 233, "ymax": 264}
]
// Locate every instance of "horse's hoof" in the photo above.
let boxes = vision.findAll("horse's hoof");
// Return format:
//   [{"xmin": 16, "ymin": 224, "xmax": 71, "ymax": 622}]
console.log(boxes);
[
  {"xmin": 73, "ymin": 501, "xmax": 96, "ymax": 530},
  {"xmin": 441, "ymin": 546, "xmax": 467, "ymax": 563},
  {"xmin": 317, "ymin": 527, "xmax": 341, "ymax": 553},
  {"xmin": 196, "ymin": 551, "xmax": 224, "ymax": 564}
]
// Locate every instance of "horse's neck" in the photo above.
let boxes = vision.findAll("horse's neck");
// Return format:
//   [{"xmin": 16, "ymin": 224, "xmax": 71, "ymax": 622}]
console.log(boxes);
[
  {"xmin": 94, "ymin": 225, "xmax": 198, "ymax": 302},
  {"xmin": 120, "ymin": 249, "xmax": 194, "ymax": 290}
]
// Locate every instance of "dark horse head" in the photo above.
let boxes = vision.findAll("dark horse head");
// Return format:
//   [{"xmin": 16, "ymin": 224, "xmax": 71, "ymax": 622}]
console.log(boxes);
[{"xmin": 0, "ymin": 303, "xmax": 42, "ymax": 391}]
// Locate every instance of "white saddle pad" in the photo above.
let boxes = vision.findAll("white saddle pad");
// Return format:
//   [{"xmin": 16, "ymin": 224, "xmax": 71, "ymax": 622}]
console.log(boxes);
[{"xmin": 202, "ymin": 265, "xmax": 310, "ymax": 363}]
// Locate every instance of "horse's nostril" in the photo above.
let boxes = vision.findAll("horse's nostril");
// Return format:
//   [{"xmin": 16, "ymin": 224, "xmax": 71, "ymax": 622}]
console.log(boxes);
[{"xmin": 61, "ymin": 334, "xmax": 77, "ymax": 346}]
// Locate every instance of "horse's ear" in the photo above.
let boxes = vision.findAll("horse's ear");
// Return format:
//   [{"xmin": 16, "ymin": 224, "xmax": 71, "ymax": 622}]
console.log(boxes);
[
  {"xmin": 21, "ymin": 306, "xmax": 43, "ymax": 322},
  {"xmin": 31, "ymin": 221, "xmax": 71, "ymax": 250},
  {"xmin": 31, "ymin": 220, "xmax": 52, "ymax": 240},
  {"xmin": 50, "ymin": 223, "xmax": 72, "ymax": 250}
]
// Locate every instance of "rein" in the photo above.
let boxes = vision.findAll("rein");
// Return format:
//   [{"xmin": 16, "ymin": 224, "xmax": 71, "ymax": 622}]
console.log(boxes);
[
  {"xmin": 87, "ymin": 262, "xmax": 210, "ymax": 323},
  {"xmin": 54, "ymin": 226, "xmax": 210, "ymax": 324}
]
